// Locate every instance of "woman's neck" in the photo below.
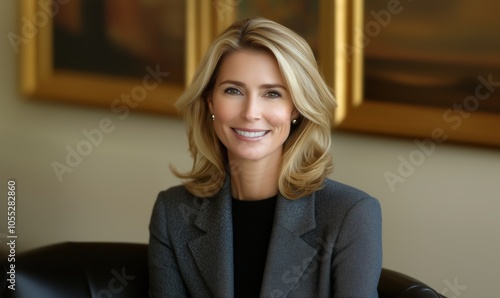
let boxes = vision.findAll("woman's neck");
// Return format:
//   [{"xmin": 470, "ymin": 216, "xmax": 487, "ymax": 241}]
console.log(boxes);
[{"xmin": 228, "ymin": 156, "xmax": 280, "ymax": 201}]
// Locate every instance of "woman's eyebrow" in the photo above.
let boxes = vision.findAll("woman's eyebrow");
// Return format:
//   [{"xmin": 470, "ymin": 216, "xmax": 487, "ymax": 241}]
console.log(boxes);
[
  {"xmin": 260, "ymin": 83, "xmax": 287, "ymax": 90},
  {"xmin": 218, "ymin": 81, "xmax": 287, "ymax": 92},
  {"xmin": 218, "ymin": 80, "xmax": 245, "ymax": 87}
]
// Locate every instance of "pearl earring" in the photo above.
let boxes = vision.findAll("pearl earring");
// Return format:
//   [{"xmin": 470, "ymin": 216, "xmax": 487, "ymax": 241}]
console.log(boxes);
[
  {"xmin": 211, "ymin": 114, "xmax": 215, "ymax": 121},
  {"xmin": 291, "ymin": 119, "xmax": 297, "ymax": 125}
]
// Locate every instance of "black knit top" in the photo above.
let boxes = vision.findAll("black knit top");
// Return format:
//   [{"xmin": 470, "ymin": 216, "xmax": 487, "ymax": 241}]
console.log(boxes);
[{"xmin": 232, "ymin": 195, "xmax": 277, "ymax": 298}]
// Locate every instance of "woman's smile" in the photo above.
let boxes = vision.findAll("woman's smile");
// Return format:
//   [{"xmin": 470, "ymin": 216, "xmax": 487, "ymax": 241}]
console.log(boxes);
[{"xmin": 232, "ymin": 128, "xmax": 270, "ymax": 139}]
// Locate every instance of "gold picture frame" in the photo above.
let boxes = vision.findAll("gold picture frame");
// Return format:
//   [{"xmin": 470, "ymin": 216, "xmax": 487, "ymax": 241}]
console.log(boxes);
[
  {"xmin": 19, "ymin": 0, "xmax": 220, "ymax": 115},
  {"xmin": 339, "ymin": 0, "xmax": 500, "ymax": 147}
]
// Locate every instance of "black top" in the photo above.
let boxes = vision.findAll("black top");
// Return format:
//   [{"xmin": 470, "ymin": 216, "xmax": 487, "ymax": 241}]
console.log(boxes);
[{"xmin": 232, "ymin": 195, "xmax": 277, "ymax": 298}]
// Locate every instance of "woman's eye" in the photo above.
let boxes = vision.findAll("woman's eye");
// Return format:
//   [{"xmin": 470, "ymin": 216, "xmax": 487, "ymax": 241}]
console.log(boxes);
[
  {"xmin": 266, "ymin": 91, "xmax": 281, "ymax": 98},
  {"xmin": 224, "ymin": 88, "xmax": 242, "ymax": 95}
]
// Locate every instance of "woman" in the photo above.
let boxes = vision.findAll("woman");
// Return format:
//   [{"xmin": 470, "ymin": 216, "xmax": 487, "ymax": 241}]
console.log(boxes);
[{"xmin": 149, "ymin": 17, "xmax": 382, "ymax": 298}]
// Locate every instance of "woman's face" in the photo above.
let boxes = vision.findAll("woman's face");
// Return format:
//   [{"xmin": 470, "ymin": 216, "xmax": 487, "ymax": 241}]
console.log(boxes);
[{"xmin": 208, "ymin": 49, "xmax": 297, "ymax": 164}]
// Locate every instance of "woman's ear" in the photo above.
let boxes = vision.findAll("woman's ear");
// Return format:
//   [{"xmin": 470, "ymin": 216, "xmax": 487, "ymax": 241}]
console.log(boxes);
[{"xmin": 207, "ymin": 94, "xmax": 214, "ymax": 114}]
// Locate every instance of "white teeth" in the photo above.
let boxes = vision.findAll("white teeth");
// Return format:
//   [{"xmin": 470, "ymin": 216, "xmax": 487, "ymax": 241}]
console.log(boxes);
[{"xmin": 235, "ymin": 129, "xmax": 267, "ymax": 138}]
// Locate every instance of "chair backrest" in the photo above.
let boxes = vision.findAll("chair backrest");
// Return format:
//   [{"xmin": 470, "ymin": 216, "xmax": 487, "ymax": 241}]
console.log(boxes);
[{"xmin": 1, "ymin": 242, "xmax": 148, "ymax": 298}]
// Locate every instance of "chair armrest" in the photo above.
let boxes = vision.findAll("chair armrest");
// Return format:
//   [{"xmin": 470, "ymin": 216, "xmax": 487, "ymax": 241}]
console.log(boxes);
[{"xmin": 378, "ymin": 268, "xmax": 444, "ymax": 298}]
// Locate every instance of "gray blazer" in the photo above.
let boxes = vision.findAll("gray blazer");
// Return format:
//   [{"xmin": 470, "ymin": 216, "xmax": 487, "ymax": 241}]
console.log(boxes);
[{"xmin": 149, "ymin": 178, "xmax": 382, "ymax": 298}]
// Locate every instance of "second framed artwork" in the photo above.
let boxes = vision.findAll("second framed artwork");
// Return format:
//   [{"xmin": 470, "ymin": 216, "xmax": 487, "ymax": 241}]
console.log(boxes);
[{"xmin": 217, "ymin": 0, "xmax": 352, "ymax": 125}]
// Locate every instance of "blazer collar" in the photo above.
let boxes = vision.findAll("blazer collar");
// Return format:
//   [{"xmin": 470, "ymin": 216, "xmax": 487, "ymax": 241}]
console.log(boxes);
[
  {"xmin": 188, "ymin": 177, "xmax": 318, "ymax": 298},
  {"xmin": 260, "ymin": 193, "xmax": 318, "ymax": 297},
  {"xmin": 187, "ymin": 177, "xmax": 234, "ymax": 298}
]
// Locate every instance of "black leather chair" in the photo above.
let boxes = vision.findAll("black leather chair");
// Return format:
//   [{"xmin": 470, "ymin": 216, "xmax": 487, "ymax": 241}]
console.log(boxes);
[{"xmin": 0, "ymin": 242, "xmax": 443, "ymax": 297}]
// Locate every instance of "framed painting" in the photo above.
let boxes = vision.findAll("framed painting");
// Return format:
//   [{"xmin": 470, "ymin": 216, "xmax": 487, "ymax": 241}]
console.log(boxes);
[
  {"xmin": 338, "ymin": 0, "xmax": 500, "ymax": 147},
  {"xmin": 19, "ymin": 0, "xmax": 220, "ymax": 115},
  {"xmin": 215, "ymin": 0, "xmax": 351, "ymax": 125}
]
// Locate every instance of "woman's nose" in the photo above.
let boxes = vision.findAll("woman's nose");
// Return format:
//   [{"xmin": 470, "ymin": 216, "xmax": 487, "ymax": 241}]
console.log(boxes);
[{"xmin": 240, "ymin": 94, "xmax": 262, "ymax": 121}]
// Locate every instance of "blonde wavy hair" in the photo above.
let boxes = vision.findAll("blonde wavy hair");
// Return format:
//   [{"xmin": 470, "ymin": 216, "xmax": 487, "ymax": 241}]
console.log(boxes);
[{"xmin": 172, "ymin": 17, "xmax": 336, "ymax": 199}]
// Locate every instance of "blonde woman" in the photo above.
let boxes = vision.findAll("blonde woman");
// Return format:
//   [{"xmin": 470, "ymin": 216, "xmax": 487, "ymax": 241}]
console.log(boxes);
[{"xmin": 149, "ymin": 17, "xmax": 382, "ymax": 298}]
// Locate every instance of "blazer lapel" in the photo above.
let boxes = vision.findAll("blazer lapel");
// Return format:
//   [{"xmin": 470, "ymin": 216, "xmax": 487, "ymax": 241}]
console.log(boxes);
[
  {"xmin": 187, "ymin": 182, "xmax": 234, "ymax": 298},
  {"xmin": 260, "ymin": 193, "xmax": 318, "ymax": 297}
]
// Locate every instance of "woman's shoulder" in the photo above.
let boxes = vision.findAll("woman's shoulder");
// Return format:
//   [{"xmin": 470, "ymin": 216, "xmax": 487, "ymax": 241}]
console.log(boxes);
[
  {"xmin": 314, "ymin": 178, "xmax": 380, "ymax": 213},
  {"xmin": 158, "ymin": 184, "xmax": 191, "ymax": 199},
  {"xmin": 310, "ymin": 178, "xmax": 381, "ymax": 234},
  {"xmin": 150, "ymin": 184, "xmax": 210, "ymax": 227},
  {"xmin": 152, "ymin": 184, "xmax": 202, "ymax": 211}
]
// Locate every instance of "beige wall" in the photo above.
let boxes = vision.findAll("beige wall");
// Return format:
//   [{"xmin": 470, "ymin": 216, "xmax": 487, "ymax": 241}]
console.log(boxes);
[{"xmin": 1, "ymin": 1, "xmax": 499, "ymax": 297}]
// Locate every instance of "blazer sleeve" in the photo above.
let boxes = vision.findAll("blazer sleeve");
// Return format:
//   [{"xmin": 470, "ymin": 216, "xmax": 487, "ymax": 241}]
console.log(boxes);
[
  {"xmin": 148, "ymin": 191, "xmax": 190, "ymax": 298},
  {"xmin": 331, "ymin": 196, "xmax": 382, "ymax": 298}
]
